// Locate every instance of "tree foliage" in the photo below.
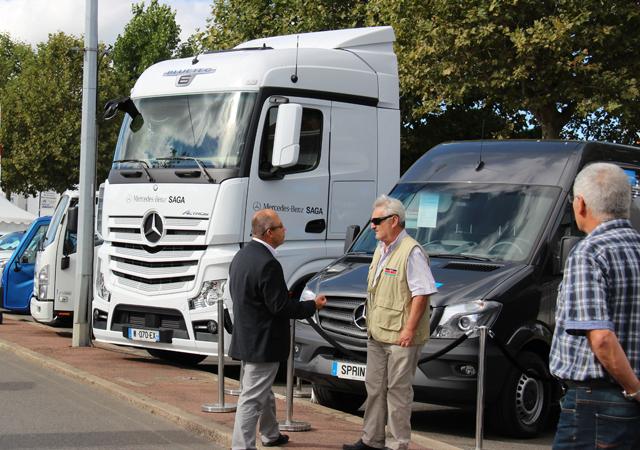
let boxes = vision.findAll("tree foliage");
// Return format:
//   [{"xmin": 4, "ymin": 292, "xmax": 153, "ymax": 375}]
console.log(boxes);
[{"xmin": 112, "ymin": 0, "xmax": 181, "ymax": 86}]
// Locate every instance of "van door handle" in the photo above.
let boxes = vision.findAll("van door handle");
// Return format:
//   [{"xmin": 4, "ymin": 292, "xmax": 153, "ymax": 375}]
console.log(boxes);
[{"xmin": 305, "ymin": 219, "xmax": 326, "ymax": 233}]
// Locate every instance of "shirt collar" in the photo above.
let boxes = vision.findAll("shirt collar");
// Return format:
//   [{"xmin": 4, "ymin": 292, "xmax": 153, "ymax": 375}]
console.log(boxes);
[
  {"xmin": 252, "ymin": 237, "xmax": 277, "ymax": 257},
  {"xmin": 589, "ymin": 218, "xmax": 634, "ymax": 238},
  {"xmin": 380, "ymin": 229, "xmax": 408, "ymax": 254}
]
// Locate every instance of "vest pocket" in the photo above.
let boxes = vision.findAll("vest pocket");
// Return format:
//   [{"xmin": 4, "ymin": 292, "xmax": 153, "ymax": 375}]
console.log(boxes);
[{"xmin": 374, "ymin": 296, "xmax": 404, "ymax": 331}]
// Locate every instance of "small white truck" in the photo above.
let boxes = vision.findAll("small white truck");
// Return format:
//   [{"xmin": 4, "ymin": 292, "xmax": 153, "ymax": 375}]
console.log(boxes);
[{"xmin": 92, "ymin": 26, "xmax": 400, "ymax": 364}]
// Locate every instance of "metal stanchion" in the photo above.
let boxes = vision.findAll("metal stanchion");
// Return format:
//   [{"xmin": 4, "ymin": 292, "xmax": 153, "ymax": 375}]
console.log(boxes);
[
  {"xmin": 279, "ymin": 319, "xmax": 311, "ymax": 432},
  {"xmin": 293, "ymin": 376, "xmax": 310, "ymax": 398},
  {"xmin": 225, "ymin": 361, "xmax": 243, "ymax": 396},
  {"xmin": 475, "ymin": 326, "xmax": 488, "ymax": 450},
  {"xmin": 202, "ymin": 299, "xmax": 236, "ymax": 413},
  {"xmin": 0, "ymin": 311, "xmax": 3, "ymax": 324}
]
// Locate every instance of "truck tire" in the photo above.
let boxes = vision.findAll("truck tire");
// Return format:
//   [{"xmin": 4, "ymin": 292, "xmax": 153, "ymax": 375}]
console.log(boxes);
[
  {"xmin": 489, "ymin": 351, "xmax": 552, "ymax": 437},
  {"xmin": 312, "ymin": 385, "xmax": 365, "ymax": 413},
  {"xmin": 146, "ymin": 348, "xmax": 207, "ymax": 366}
]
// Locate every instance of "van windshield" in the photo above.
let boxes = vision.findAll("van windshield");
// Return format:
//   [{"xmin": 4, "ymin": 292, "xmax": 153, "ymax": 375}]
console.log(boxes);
[
  {"xmin": 351, "ymin": 183, "xmax": 560, "ymax": 262},
  {"xmin": 113, "ymin": 92, "xmax": 256, "ymax": 170}
]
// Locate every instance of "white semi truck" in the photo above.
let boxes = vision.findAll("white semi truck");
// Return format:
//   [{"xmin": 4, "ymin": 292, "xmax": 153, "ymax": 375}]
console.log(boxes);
[{"xmin": 91, "ymin": 26, "xmax": 400, "ymax": 364}]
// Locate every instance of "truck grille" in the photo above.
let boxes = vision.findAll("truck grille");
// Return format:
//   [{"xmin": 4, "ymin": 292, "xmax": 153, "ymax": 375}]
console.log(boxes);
[{"xmin": 106, "ymin": 214, "xmax": 208, "ymax": 292}]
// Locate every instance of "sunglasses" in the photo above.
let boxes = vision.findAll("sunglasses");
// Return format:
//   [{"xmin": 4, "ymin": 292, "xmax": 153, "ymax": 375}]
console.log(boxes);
[{"xmin": 370, "ymin": 214, "xmax": 396, "ymax": 226}]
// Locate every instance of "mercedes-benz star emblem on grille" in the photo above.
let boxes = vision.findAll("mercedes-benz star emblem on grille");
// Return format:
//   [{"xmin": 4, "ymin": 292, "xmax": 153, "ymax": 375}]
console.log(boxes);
[
  {"xmin": 143, "ymin": 212, "xmax": 164, "ymax": 244},
  {"xmin": 352, "ymin": 303, "xmax": 367, "ymax": 331}
]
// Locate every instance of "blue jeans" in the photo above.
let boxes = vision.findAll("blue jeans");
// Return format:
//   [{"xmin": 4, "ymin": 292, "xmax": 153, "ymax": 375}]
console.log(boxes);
[{"xmin": 553, "ymin": 386, "xmax": 640, "ymax": 449}]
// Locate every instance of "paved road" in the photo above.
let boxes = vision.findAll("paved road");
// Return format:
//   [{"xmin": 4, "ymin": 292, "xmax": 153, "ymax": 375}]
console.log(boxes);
[{"xmin": 0, "ymin": 347, "xmax": 221, "ymax": 450}]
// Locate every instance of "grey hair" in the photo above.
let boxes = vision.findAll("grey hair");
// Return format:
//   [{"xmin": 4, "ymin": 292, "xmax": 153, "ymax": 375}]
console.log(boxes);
[
  {"xmin": 251, "ymin": 209, "xmax": 279, "ymax": 237},
  {"xmin": 573, "ymin": 163, "xmax": 631, "ymax": 220},
  {"xmin": 373, "ymin": 194, "xmax": 406, "ymax": 226}
]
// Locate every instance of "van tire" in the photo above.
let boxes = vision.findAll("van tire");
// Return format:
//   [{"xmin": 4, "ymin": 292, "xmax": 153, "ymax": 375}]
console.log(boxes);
[
  {"xmin": 146, "ymin": 348, "xmax": 207, "ymax": 366},
  {"xmin": 489, "ymin": 351, "xmax": 551, "ymax": 437},
  {"xmin": 312, "ymin": 385, "xmax": 365, "ymax": 413}
]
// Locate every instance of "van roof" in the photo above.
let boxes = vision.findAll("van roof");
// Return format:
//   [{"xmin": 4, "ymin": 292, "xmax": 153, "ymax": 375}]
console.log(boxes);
[{"xmin": 401, "ymin": 140, "xmax": 640, "ymax": 188}]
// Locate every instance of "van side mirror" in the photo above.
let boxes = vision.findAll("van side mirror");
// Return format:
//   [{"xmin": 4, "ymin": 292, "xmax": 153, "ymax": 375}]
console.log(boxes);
[
  {"xmin": 344, "ymin": 225, "xmax": 361, "ymax": 253},
  {"xmin": 558, "ymin": 236, "xmax": 582, "ymax": 274},
  {"xmin": 67, "ymin": 206, "xmax": 79, "ymax": 234},
  {"xmin": 271, "ymin": 103, "xmax": 302, "ymax": 168}
]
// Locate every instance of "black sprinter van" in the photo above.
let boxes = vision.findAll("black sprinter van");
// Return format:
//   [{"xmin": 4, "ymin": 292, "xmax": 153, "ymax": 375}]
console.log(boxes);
[{"xmin": 293, "ymin": 140, "xmax": 640, "ymax": 437}]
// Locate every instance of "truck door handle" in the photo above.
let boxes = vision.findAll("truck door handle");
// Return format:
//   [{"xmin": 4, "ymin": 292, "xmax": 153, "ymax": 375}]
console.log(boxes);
[{"xmin": 305, "ymin": 219, "xmax": 326, "ymax": 233}]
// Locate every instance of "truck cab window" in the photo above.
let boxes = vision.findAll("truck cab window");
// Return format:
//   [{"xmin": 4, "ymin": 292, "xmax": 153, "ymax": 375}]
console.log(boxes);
[{"xmin": 259, "ymin": 107, "xmax": 322, "ymax": 178}]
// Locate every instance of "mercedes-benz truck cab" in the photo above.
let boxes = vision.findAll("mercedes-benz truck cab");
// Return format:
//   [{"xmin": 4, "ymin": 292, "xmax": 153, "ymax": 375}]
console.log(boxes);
[
  {"xmin": 294, "ymin": 140, "xmax": 640, "ymax": 437},
  {"xmin": 91, "ymin": 27, "xmax": 400, "ymax": 365}
]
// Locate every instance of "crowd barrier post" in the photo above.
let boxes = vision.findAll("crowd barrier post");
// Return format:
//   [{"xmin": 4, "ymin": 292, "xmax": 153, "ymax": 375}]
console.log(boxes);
[
  {"xmin": 279, "ymin": 319, "xmax": 311, "ymax": 431},
  {"xmin": 202, "ymin": 298, "xmax": 236, "ymax": 413},
  {"xmin": 293, "ymin": 376, "xmax": 310, "ymax": 398},
  {"xmin": 475, "ymin": 326, "xmax": 488, "ymax": 450}
]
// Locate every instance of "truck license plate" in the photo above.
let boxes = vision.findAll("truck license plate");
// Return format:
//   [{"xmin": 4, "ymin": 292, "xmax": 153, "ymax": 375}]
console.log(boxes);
[
  {"xmin": 331, "ymin": 361, "xmax": 366, "ymax": 381},
  {"xmin": 127, "ymin": 328, "xmax": 160, "ymax": 342}
]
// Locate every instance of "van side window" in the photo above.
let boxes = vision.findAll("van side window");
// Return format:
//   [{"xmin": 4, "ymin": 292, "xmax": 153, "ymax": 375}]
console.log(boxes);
[
  {"xmin": 259, "ymin": 107, "xmax": 322, "ymax": 178},
  {"xmin": 21, "ymin": 225, "xmax": 48, "ymax": 264}
]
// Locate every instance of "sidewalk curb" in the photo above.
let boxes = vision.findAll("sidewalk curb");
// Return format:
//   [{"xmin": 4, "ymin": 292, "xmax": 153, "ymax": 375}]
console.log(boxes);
[{"xmin": 0, "ymin": 318, "xmax": 462, "ymax": 450}]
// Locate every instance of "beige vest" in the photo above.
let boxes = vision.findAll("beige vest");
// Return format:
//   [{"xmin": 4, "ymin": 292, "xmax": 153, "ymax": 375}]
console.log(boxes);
[{"xmin": 366, "ymin": 235, "xmax": 430, "ymax": 345}]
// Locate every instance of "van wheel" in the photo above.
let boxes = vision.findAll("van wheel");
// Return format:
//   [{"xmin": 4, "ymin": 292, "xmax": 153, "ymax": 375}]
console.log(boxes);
[
  {"xmin": 146, "ymin": 348, "xmax": 207, "ymax": 366},
  {"xmin": 489, "ymin": 351, "xmax": 551, "ymax": 437},
  {"xmin": 312, "ymin": 385, "xmax": 365, "ymax": 413}
]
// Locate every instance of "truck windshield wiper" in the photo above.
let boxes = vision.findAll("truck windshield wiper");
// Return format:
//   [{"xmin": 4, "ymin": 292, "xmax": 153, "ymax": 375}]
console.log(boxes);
[
  {"xmin": 429, "ymin": 253, "xmax": 492, "ymax": 262},
  {"xmin": 156, "ymin": 156, "xmax": 215, "ymax": 183},
  {"xmin": 113, "ymin": 159, "xmax": 155, "ymax": 182}
]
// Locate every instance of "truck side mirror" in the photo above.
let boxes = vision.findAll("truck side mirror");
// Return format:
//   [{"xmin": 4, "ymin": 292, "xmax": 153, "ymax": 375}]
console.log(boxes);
[
  {"xmin": 67, "ymin": 206, "xmax": 79, "ymax": 234},
  {"xmin": 271, "ymin": 103, "xmax": 302, "ymax": 168},
  {"xmin": 344, "ymin": 225, "xmax": 361, "ymax": 253},
  {"xmin": 558, "ymin": 236, "xmax": 582, "ymax": 274},
  {"xmin": 60, "ymin": 256, "xmax": 70, "ymax": 270}
]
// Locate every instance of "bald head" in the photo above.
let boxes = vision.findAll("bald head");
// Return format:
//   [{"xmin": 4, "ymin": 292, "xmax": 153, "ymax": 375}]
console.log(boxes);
[{"xmin": 252, "ymin": 209, "xmax": 286, "ymax": 247}]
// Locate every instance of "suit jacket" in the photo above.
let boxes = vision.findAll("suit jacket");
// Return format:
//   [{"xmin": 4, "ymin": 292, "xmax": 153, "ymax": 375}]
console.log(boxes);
[{"xmin": 228, "ymin": 240, "xmax": 316, "ymax": 362}]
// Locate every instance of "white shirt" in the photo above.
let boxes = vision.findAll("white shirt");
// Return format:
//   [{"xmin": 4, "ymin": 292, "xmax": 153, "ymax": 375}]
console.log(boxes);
[
  {"xmin": 374, "ymin": 230, "xmax": 438, "ymax": 297},
  {"xmin": 252, "ymin": 237, "xmax": 277, "ymax": 257}
]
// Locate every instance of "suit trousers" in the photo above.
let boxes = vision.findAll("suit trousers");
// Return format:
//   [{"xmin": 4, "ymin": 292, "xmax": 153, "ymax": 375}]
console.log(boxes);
[
  {"xmin": 362, "ymin": 339, "xmax": 421, "ymax": 450},
  {"xmin": 232, "ymin": 361, "xmax": 281, "ymax": 450}
]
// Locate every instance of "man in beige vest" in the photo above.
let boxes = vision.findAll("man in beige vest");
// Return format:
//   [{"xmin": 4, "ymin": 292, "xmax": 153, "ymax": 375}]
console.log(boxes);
[{"xmin": 344, "ymin": 195, "xmax": 437, "ymax": 450}]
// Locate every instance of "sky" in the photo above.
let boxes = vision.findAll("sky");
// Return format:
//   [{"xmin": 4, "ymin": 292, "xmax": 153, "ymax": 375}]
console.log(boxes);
[{"xmin": 0, "ymin": 0, "xmax": 211, "ymax": 46}]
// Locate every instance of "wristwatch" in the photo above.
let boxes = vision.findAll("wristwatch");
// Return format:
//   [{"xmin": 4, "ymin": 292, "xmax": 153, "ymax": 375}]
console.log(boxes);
[{"xmin": 622, "ymin": 389, "xmax": 640, "ymax": 400}]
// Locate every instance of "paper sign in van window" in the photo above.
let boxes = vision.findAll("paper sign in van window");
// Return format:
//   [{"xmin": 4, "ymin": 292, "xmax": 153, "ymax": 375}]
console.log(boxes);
[
  {"xmin": 417, "ymin": 192, "xmax": 439, "ymax": 228},
  {"xmin": 624, "ymin": 169, "xmax": 638, "ymax": 187}
]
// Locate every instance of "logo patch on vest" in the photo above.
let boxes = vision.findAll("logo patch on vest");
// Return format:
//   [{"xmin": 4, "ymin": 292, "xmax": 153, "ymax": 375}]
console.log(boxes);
[{"xmin": 383, "ymin": 268, "xmax": 398, "ymax": 277}]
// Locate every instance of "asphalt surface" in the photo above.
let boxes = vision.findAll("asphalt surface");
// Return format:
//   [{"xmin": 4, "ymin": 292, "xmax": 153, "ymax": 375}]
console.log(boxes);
[{"xmin": 0, "ymin": 347, "xmax": 221, "ymax": 450}]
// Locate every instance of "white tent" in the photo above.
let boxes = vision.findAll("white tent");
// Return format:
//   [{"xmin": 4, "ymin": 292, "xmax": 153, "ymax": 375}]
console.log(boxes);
[{"xmin": 0, "ymin": 194, "xmax": 37, "ymax": 235}]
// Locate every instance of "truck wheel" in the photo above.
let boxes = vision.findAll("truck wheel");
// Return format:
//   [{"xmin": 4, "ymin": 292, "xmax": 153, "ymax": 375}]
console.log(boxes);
[
  {"xmin": 312, "ymin": 385, "xmax": 365, "ymax": 413},
  {"xmin": 489, "ymin": 351, "xmax": 551, "ymax": 437},
  {"xmin": 146, "ymin": 349, "xmax": 207, "ymax": 366}
]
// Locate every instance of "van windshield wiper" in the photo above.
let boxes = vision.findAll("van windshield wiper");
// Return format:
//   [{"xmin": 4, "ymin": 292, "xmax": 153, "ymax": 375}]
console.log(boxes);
[
  {"xmin": 113, "ymin": 159, "xmax": 155, "ymax": 182},
  {"xmin": 156, "ymin": 156, "xmax": 215, "ymax": 183},
  {"xmin": 429, "ymin": 253, "xmax": 492, "ymax": 262}
]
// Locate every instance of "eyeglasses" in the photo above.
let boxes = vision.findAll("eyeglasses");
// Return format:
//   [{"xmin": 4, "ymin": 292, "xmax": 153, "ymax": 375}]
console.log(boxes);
[
  {"xmin": 269, "ymin": 224, "xmax": 284, "ymax": 231},
  {"xmin": 370, "ymin": 214, "xmax": 396, "ymax": 226}
]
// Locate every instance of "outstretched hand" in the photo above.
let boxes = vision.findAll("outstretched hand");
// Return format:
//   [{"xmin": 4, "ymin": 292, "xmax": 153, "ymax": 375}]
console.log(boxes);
[{"xmin": 314, "ymin": 294, "xmax": 327, "ymax": 310}]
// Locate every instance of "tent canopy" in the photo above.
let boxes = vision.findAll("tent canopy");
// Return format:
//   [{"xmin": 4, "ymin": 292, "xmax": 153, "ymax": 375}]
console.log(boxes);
[{"xmin": 0, "ymin": 195, "xmax": 36, "ymax": 235}]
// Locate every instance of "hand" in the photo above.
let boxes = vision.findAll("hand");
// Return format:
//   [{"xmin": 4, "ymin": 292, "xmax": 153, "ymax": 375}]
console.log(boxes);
[
  {"xmin": 398, "ymin": 328, "xmax": 415, "ymax": 347},
  {"xmin": 314, "ymin": 294, "xmax": 327, "ymax": 310}
]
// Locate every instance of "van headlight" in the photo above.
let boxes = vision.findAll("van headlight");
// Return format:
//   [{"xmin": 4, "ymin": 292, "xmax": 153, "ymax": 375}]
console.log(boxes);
[
  {"xmin": 189, "ymin": 279, "xmax": 226, "ymax": 310},
  {"xmin": 434, "ymin": 300, "xmax": 502, "ymax": 338},
  {"xmin": 38, "ymin": 265, "xmax": 50, "ymax": 299},
  {"xmin": 96, "ymin": 271, "xmax": 110, "ymax": 302},
  {"xmin": 300, "ymin": 287, "xmax": 316, "ymax": 301}
]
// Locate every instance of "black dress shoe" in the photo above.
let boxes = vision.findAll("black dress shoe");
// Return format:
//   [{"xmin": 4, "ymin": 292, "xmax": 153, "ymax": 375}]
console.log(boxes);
[
  {"xmin": 264, "ymin": 434, "xmax": 290, "ymax": 447},
  {"xmin": 342, "ymin": 439, "xmax": 381, "ymax": 450}
]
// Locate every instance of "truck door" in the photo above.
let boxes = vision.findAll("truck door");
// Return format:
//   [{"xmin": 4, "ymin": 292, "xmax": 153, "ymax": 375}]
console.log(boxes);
[
  {"xmin": 53, "ymin": 218, "xmax": 78, "ymax": 313},
  {"xmin": 4, "ymin": 222, "xmax": 48, "ymax": 310},
  {"xmin": 245, "ymin": 97, "xmax": 330, "ymax": 255}
]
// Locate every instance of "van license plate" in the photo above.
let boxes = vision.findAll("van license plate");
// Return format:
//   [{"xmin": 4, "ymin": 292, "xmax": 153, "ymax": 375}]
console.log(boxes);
[
  {"xmin": 331, "ymin": 361, "xmax": 366, "ymax": 381},
  {"xmin": 128, "ymin": 328, "xmax": 160, "ymax": 342}
]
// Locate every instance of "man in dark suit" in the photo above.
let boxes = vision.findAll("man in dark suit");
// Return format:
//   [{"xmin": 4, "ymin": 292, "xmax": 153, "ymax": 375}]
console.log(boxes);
[{"xmin": 229, "ymin": 208, "xmax": 326, "ymax": 450}]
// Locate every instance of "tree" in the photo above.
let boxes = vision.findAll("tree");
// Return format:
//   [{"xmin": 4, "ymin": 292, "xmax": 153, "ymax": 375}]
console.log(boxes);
[
  {"xmin": 0, "ymin": 33, "xmax": 33, "ymax": 92},
  {"xmin": 0, "ymin": 33, "xmax": 122, "ymax": 195},
  {"xmin": 112, "ymin": 0, "xmax": 181, "ymax": 87},
  {"xmin": 383, "ymin": 0, "xmax": 640, "ymax": 140}
]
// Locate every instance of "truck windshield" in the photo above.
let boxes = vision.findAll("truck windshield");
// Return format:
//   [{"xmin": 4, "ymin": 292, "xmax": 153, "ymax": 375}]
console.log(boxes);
[
  {"xmin": 113, "ymin": 92, "xmax": 257, "ymax": 170},
  {"xmin": 44, "ymin": 195, "xmax": 69, "ymax": 248},
  {"xmin": 350, "ymin": 183, "xmax": 560, "ymax": 262}
]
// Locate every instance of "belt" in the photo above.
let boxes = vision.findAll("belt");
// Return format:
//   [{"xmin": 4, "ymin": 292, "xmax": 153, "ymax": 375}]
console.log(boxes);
[{"xmin": 562, "ymin": 379, "xmax": 618, "ymax": 389}]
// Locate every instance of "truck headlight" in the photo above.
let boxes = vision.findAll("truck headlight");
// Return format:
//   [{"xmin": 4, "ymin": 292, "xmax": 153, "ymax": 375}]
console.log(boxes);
[
  {"xmin": 189, "ymin": 279, "xmax": 226, "ymax": 310},
  {"xmin": 96, "ymin": 272, "xmax": 110, "ymax": 302},
  {"xmin": 433, "ymin": 300, "xmax": 502, "ymax": 339},
  {"xmin": 38, "ymin": 264, "xmax": 49, "ymax": 299}
]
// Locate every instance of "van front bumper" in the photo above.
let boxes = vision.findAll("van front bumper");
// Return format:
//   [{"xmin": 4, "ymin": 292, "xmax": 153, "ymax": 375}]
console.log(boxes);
[{"xmin": 294, "ymin": 322, "xmax": 511, "ymax": 406}]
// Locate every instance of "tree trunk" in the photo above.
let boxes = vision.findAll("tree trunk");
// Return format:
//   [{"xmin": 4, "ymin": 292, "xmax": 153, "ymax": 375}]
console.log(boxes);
[{"xmin": 532, "ymin": 104, "xmax": 573, "ymax": 139}]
